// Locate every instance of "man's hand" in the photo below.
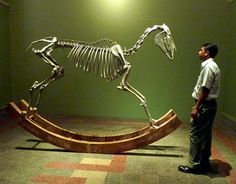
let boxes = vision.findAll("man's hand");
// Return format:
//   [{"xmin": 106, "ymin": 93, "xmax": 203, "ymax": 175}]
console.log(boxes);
[
  {"xmin": 191, "ymin": 87, "xmax": 210, "ymax": 119},
  {"xmin": 191, "ymin": 106, "xmax": 198, "ymax": 119}
]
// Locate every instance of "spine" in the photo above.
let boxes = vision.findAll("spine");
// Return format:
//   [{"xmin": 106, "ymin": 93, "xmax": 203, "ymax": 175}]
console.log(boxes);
[
  {"xmin": 56, "ymin": 39, "xmax": 79, "ymax": 48},
  {"xmin": 123, "ymin": 25, "xmax": 161, "ymax": 56}
]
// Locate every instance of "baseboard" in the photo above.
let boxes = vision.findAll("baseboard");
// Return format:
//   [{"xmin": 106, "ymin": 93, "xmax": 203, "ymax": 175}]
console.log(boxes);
[
  {"xmin": 221, "ymin": 112, "xmax": 236, "ymax": 131},
  {"xmin": 0, "ymin": 104, "xmax": 8, "ymax": 118}
]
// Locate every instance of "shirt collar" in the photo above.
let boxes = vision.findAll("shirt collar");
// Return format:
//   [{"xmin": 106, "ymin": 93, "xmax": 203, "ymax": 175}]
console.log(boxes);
[{"xmin": 201, "ymin": 58, "xmax": 214, "ymax": 68}]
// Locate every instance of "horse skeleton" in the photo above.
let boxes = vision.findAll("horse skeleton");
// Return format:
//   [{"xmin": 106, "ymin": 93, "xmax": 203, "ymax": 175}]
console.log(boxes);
[{"xmin": 27, "ymin": 24, "xmax": 176, "ymax": 127}]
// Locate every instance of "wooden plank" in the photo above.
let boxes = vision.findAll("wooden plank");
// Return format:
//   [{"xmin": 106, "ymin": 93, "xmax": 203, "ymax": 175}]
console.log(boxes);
[
  {"xmin": 17, "ymin": 99, "xmax": 175, "ymax": 141},
  {"xmin": 7, "ymin": 100, "xmax": 181, "ymax": 153}
]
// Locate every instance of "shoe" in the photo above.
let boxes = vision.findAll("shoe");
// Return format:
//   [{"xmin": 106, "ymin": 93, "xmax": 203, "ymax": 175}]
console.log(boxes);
[
  {"xmin": 200, "ymin": 160, "xmax": 211, "ymax": 172},
  {"xmin": 178, "ymin": 165, "xmax": 203, "ymax": 174},
  {"xmin": 200, "ymin": 164, "xmax": 211, "ymax": 173}
]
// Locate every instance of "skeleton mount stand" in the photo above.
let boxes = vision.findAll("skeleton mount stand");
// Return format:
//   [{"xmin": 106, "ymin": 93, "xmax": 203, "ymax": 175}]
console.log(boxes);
[
  {"xmin": 8, "ymin": 100, "xmax": 181, "ymax": 153},
  {"xmin": 9, "ymin": 24, "xmax": 180, "ymax": 153}
]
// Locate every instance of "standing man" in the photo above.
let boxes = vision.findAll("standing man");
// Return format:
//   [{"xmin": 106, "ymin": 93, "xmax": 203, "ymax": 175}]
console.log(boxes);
[{"xmin": 178, "ymin": 43, "xmax": 221, "ymax": 174}]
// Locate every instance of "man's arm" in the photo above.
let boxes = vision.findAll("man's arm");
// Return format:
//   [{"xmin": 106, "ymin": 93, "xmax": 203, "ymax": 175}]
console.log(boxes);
[{"xmin": 191, "ymin": 86, "xmax": 210, "ymax": 119}]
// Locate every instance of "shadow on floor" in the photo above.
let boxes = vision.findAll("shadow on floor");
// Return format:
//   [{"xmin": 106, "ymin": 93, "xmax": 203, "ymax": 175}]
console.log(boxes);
[
  {"xmin": 15, "ymin": 139, "xmax": 184, "ymax": 158},
  {"xmin": 15, "ymin": 139, "xmax": 73, "ymax": 153},
  {"xmin": 207, "ymin": 159, "xmax": 232, "ymax": 178}
]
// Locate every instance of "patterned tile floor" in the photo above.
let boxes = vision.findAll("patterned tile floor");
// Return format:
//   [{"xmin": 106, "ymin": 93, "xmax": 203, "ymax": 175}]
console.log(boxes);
[{"xmin": 0, "ymin": 112, "xmax": 236, "ymax": 184}]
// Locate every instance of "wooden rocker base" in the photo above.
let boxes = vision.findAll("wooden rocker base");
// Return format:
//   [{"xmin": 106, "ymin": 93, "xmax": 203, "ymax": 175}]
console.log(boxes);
[{"xmin": 7, "ymin": 99, "xmax": 182, "ymax": 153}]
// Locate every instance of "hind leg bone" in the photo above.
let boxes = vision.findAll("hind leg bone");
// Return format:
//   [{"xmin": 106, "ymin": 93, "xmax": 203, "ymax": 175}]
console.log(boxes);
[{"xmin": 117, "ymin": 64, "xmax": 158, "ymax": 128}]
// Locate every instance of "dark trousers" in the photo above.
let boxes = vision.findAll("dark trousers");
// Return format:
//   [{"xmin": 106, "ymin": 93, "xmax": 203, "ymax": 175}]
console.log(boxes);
[{"xmin": 189, "ymin": 99, "xmax": 217, "ymax": 168}]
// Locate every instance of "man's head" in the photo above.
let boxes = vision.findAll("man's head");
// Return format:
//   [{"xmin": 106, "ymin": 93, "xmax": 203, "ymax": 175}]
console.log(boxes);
[{"xmin": 198, "ymin": 42, "xmax": 218, "ymax": 60}]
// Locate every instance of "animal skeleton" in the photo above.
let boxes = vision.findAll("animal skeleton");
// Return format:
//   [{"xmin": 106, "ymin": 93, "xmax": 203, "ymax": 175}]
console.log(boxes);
[{"xmin": 27, "ymin": 24, "xmax": 176, "ymax": 127}]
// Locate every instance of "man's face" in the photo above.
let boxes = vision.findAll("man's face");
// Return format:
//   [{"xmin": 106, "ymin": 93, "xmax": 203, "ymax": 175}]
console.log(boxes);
[{"xmin": 198, "ymin": 47, "xmax": 209, "ymax": 61}]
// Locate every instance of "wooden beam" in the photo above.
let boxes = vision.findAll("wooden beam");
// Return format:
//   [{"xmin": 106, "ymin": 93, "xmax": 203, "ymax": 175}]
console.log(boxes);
[{"xmin": 8, "ymin": 100, "xmax": 182, "ymax": 153}]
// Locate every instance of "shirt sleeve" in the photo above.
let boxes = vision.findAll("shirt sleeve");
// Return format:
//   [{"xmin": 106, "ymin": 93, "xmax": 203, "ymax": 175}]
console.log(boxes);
[{"xmin": 200, "ymin": 66, "xmax": 215, "ymax": 90}]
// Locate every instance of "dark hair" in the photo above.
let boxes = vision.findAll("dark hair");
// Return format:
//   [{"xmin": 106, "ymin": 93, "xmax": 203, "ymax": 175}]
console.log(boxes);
[{"xmin": 202, "ymin": 42, "xmax": 218, "ymax": 58}]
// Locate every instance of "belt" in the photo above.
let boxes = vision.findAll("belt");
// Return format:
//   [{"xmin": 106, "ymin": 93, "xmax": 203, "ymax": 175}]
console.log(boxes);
[{"xmin": 194, "ymin": 99, "xmax": 216, "ymax": 104}]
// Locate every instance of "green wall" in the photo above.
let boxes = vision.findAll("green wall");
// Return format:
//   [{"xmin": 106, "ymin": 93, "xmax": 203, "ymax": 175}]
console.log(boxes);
[
  {"xmin": 8, "ymin": 0, "xmax": 234, "ymax": 122},
  {"xmin": 221, "ymin": 1, "xmax": 236, "ymax": 121},
  {"xmin": 0, "ymin": 2, "xmax": 11, "ymax": 108}
]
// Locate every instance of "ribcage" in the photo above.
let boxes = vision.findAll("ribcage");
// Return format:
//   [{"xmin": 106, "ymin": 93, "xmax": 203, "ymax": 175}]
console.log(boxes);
[{"xmin": 68, "ymin": 38, "xmax": 125, "ymax": 80}]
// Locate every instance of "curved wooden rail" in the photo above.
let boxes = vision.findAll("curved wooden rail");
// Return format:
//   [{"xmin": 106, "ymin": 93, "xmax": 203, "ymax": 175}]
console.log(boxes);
[
  {"xmin": 16, "ymin": 100, "xmax": 175, "ymax": 141},
  {"xmin": 8, "ymin": 100, "xmax": 182, "ymax": 153}
]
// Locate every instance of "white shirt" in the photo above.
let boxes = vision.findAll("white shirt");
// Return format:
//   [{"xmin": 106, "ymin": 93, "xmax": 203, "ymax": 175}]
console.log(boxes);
[{"xmin": 192, "ymin": 58, "xmax": 221, "ymax": 101}]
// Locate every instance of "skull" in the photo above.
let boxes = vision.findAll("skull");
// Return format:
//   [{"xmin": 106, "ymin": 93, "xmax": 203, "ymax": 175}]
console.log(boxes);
[{"xmin": 154, "ymin": 24, "xmax": 176, "ymax": 60}]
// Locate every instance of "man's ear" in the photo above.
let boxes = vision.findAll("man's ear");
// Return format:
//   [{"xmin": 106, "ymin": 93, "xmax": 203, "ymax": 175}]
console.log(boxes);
[{"xmin": 205, "ymin": 50, "xmax": 209, "ymax": 57}]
